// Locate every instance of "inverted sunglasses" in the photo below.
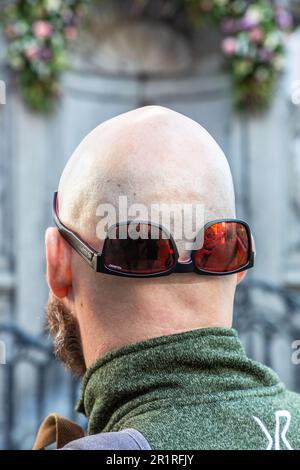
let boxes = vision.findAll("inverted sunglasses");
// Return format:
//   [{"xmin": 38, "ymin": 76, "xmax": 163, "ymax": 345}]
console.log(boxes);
[{"xmin": 53, "ymin": 192, "xmax": 254, "ymax": 278}]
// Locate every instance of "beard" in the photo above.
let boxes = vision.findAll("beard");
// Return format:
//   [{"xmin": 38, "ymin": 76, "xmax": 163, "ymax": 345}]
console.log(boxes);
[{"xmin": 46, "ymin": 294, "xmax": 86, "ymax": 377}]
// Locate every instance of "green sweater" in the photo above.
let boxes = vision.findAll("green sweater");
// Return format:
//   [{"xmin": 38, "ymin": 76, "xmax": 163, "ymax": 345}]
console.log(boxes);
[{"xmin": 77, "ymin": 328, "xmax": 300, "ymax": 450}]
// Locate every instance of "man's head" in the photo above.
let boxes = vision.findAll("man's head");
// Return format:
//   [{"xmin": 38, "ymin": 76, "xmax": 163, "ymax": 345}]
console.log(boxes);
[{"xmin": 46, "ymin": 105, "xmax": 248, "ymax": 376}]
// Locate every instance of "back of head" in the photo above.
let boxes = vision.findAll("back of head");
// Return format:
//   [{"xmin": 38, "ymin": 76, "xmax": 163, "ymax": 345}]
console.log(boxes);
[{"xmin": 46, "ymin": 105, "xmax": 240, "ymax": 374}]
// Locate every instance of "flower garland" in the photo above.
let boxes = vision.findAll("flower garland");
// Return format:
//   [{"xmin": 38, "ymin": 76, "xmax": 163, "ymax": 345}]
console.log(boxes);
[
  {"xmin": 186, "ymin": 0, "xmax": 293, "ymax": 111},
  {"xmin": 1, "ymin": 0, "xmax": 88, "ymax": 111},
  {"xmin": 1, "ymin": 0, "xmax": 293, "ymax": 112}
]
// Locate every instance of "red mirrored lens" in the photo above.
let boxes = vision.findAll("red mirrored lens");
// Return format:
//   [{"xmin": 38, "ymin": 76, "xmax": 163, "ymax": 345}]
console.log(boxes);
[
  {"xmin": 194, "ymin": 222, "xmax": 249, "ymax": 273},
  {"xmin": 103, "ymin": 224, "xmax": 176, "ymax": 275}
]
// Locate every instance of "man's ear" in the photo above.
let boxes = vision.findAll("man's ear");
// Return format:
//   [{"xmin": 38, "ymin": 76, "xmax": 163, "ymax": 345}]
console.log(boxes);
[
  {"xmin": 45, "ymin": 227, "xmax": 72, "ymax": 299},
  {"xmin": 237, "ymin": 270, "xmax": 247, "ymax": 285}
]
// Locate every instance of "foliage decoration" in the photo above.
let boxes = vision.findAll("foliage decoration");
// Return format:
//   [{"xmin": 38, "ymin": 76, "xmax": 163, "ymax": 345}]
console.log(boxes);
[
  {"xmin": 1, "ymin": 0, "xmax": 88, "ymax": 111},
  {"xmin": 1, "ymin": 0, "xmax": 293, "ymax": 112}
]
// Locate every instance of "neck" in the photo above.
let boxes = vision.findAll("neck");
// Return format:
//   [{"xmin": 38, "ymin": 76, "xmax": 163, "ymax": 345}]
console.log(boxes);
[{"xmin": 76, "ymin": 280, "xmax": 235, "ymax": 368}]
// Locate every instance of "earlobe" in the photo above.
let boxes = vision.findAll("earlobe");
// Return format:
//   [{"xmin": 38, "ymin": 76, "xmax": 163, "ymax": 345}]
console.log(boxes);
[
  {"xmin": 237, "ymin": 270, "xmax": 247, "ymax": 285},
  {"xmin": 237, "ymin": 233, "xmax": 255, "ymax": 285},
  {"xmin": 45, "ymin": 227, "xmax": 72, "ymax": 299}
]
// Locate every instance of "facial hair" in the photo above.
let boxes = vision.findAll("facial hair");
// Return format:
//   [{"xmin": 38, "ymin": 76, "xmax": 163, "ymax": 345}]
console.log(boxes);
[{"xmin": 46, "ymin": 293, "xmax": 86, "ymax": 377}]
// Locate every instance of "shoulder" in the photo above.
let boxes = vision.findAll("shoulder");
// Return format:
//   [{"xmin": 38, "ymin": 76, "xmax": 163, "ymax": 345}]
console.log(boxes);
[{"xmin": 61, "ymin": 428, "xmax": 151, "ymax": 450}]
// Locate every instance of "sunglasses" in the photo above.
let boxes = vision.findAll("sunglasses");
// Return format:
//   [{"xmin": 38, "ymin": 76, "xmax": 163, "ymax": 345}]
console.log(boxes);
[{"xmin": 53, "ymin": 192, "xmax": 254, "ymax": 278}]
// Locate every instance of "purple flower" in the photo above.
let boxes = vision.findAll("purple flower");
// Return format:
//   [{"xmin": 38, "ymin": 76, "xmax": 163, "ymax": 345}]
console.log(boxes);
[
  {"xmin": 68, "ymin": 15, "xmax": 79, "ymax": 27},
  {"xmin": 238, "ymin": 16, "xmax": 258, "ymax": 31},
  {"xmin": 276, "ymin": 8, "xmax": 293, "ymax": 30},
  {"xmin": 222, "ymin": 15, "xmax": 258, "ymax": 34},
  {"xmin": 39, "ymin": 47, "xmax": 52, "ymax": 61},
  {"xmin": 259, "ymin": 48, "xmax": 274, "ymax": 63},
  {"xmin": 222, "ymin": 19, "xmax": 237, "ymax": 34}
]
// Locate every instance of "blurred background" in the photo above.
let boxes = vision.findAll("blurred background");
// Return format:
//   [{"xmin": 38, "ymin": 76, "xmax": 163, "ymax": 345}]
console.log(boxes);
[{"xmin": 1, "ymin": 0, "xmax": 300, "ymax": 449}]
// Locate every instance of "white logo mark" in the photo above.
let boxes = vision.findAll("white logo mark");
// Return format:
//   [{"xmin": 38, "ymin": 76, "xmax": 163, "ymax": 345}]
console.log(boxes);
[{"xmin": 253, "ymin": 410, "xmax": 293, "ymax": 450}]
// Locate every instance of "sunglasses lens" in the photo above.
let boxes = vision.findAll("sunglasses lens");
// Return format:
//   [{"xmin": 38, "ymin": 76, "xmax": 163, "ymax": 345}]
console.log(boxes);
[
  {"xmin": 103, "ymin": 223, "xmax": 176, "ymax": 275},
  {"xmin": 194, "ymin": 221, "xmax": 250, "ymax": 273}
]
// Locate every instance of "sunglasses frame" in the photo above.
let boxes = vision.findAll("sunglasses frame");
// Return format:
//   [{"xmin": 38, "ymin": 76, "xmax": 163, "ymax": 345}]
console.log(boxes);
[{"xmin": 52, "ymin": 192, "xmax": 254, "ymax": 278}]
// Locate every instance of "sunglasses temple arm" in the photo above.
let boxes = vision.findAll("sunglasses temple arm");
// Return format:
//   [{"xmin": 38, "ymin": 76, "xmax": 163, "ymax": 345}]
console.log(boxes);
[
  {"xmin": 52, "ymin": 193, "xmax": 100, "ymax": 271},
  {"xmin": 60, "ymin": 230, "xmax": 99, "ymax": 270}
]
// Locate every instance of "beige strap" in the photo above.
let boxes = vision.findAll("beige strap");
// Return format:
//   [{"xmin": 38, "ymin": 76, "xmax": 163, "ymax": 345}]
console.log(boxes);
[{"xmin": 33, "ymin": 413, "xmax": 85, "ymax": 450}]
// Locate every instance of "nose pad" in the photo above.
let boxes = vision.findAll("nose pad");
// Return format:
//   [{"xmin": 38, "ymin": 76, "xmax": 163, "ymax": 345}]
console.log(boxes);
[
  {"xmin": 175, "ymin": 240, "xmax": 192, "ymax": 263},
  {"xmin": 178, "ymin": 256, "xmax": 192, "ymax": 263}
]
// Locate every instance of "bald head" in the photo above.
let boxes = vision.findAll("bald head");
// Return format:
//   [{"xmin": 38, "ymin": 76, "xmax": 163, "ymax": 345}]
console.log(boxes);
[
  {"xmin": 46, "ymin": 106, "xmax": 241, "ymax": 370},
  {"xmin": 58, "ymin": 106, "xmax": 235, "ymax": 250}
]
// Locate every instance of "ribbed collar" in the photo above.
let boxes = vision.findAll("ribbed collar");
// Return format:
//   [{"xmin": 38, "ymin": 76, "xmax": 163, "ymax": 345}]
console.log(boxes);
[{"xmin": 77, "ymin": 328, "xmax": 283, "ymax": 435}]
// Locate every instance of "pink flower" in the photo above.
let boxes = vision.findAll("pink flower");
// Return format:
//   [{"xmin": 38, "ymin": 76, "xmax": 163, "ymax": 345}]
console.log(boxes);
[
  {"xmin": 249, "ymin": 27, "xmax": 264, "ymax": 43},
  {"xmin": 24, "ymin": 45, "xmax": 40, "ymax": 61},
  {"xmin": 64, "ymin": 26, "xmax": 77, "ymax": 41},
  {"xmin": 32, "ymin": 20, "xmax": 53, "ymax": 39},
  {"xmin": 222, "ymin": 37, "xmax": 237, "ymax": 56}
]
